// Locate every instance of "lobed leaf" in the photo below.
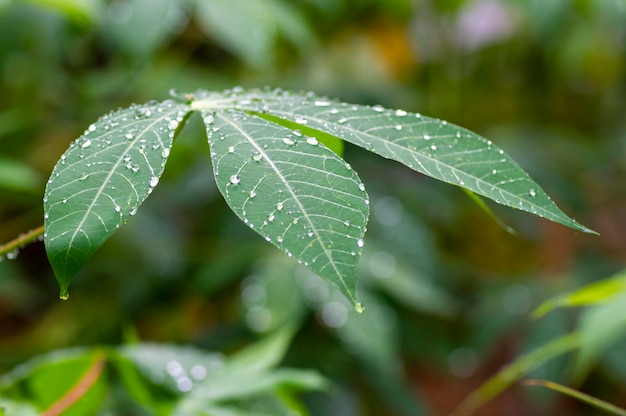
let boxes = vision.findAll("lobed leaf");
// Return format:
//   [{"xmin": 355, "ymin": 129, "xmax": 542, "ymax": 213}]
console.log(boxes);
[
  {"xmin": 44, "ymin": 100, "xmax": 190, "ymax": 298},
  {"xmin": 191, "ymin": 88, "xmax": 594, "ymax": 234},
  {"xmin": 200, "ymin": 109, "xmax": 369, "ymax": 307}
]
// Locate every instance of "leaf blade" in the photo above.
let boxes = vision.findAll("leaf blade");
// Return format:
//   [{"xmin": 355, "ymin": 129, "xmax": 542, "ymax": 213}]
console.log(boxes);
[
  {"xmin": 43, "ymin": 100, "xmax": 190, "ymax": 297},
  {"xmin": 196, "ymin": 88, "xmax": 595, "ymax": 234},
  {"xmin": 202, "ymin": 109, "xmax": 369, "ymax": 307}
]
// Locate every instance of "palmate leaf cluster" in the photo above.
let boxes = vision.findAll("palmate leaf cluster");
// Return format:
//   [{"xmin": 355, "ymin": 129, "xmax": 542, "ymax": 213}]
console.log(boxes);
[{"xmin": 43, "ymin": 87, "xmax": 594, "ymax": 307}]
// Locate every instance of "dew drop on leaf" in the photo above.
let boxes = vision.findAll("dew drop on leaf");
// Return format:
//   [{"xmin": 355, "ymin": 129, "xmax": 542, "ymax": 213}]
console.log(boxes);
[
  {"xmin": 81, "ymin": 139, "xmax": 92, "ymax": 148},
  {"xmin": 282, "ymin": 137, "xmax": 296, "ymax": 145},
  {"xmin": 149, "ymin": 176, "xmax": 159, "ymax": 187},
  {"xmin": 230, "ymin": 175, "xmax": 241, "ymax": 185},
  {"xmin": 306, "ymin": 137, "xmax": 318, "ymax": 145},
  {"xmin": 529, "ymin": 189, "xmax": 537, "ymax": 197}
]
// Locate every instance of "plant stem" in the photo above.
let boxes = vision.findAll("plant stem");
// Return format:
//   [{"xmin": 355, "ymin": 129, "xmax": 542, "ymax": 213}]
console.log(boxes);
[
  {"xmin": 523, "ymin": 379, "xmax": 626, "ymax": 416},
  {"xmin": 0, "ymin": 225, "xmax": 44, "ymax": 258}
]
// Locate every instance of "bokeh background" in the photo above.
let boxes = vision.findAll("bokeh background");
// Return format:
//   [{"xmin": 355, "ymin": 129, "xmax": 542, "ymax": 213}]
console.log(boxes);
[{"xmin": 1, "ymin": 0, "xmax": 625, "ymax": 414}]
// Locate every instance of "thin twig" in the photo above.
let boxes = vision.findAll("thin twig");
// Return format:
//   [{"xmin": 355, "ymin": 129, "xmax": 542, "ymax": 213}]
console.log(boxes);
[
  {"xmin": 41, "ymin": 352, "xmax": 106, "ymax": 416},
  {"xmin": 0, "ymin": 224, "xmax": 44, "ymax": 258},
  {"xmin": 523, "ymin": 379, "xmax": 626, "ymax": 416}
]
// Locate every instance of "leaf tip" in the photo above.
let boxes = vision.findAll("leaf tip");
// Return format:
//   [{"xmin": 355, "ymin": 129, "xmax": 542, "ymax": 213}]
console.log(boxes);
[{"xmin": 59, "ymin": 287, "xmax": 69, "ymax": 301}]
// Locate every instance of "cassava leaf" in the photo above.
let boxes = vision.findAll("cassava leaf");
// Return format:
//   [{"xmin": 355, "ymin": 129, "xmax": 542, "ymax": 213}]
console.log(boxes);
[
  {"xmin": 200, "ymin": 109, "xmax": 369, "ymax": 307},
  {"xmin": 44, "ymin": 100, "xmax": 190, "ymax": 298},
  {"xmin": 190, "ymin": 88, "xmax": 594, "ymax": 235}
]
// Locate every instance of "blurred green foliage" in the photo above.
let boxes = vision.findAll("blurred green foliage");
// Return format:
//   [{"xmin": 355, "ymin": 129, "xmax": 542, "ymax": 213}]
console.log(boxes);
[{"xmin": 1, "ymin": 0, "xmax": 625, "ymax": 414}]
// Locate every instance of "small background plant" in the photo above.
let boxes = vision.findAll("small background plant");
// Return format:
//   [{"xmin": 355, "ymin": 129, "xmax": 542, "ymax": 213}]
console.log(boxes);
[{"xmin": 1, "ymin": 1, "xmax": 625, "ymax": 415}]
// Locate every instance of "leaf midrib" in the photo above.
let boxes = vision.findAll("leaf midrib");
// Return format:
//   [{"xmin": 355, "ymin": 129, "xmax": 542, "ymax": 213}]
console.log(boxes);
[
  {"xmin": 215, "ymin": 111, "xmax": 356, "ymax": 303},
  {"xmin": 59, "ymin": 106, "xmax": 180, "ymax": 276},
  {"xmin": 250, "ymin": 105, "xmax": 575, "ymax": 226}
]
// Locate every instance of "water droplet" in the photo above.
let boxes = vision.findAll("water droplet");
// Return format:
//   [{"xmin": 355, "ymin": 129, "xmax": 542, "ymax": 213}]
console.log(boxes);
[
  {"xmin": 394, "ymin": 125, "xmax": 402, "ymax": 131},
  {"xmin": 492, "ymin": 169, "xmax": 497, "ymax": 175},
  {"xmin": 81, "ymin": 139, "xmax": 92, "ymax": 148},
  {"xmin": 358, "ymin": 183, "xmax": 366, "ymax": 192},
  {"xmin": 135, "ymin": 108, "xmax": 152, "ymax": 119},
  {"xmin": 88, "ymin": 124, "xmax": 96, "ymax": 132},
  {"xmin": 130, "ymin": 207, "xmax": 138, "ymax": 216},
  {"xmin": 282, "ymin": 137, "xmax": 296, "ymax": 145},
  {"xmin": 125, "ymin": 132, "xmax": 134, "ymax": 140},
  {"xmin": 529, "ymin": 189, "xmax": 537, "ymax": 197},
  {"xmin": 357, "ymin": 238, "xmax": 364, "ymax": 248},
  {"xmin": 168, "ymin": 120, "xmax": 179, "ymax": 130},
  {"xmin": 338, "ymin": 117, "xmax": 348, "ymax": 124},
  {"xmin": 372, "ymin": 105, "xmax": 385, "ymax": 112},
  {"xmin": 162, "ymin": 148, "xmax": 170, "ymax": 158},
  {"xmin": 430, "ymin": 145, "xmax": 437, "ymax": 150},
  {"xmin": 423, "ymin": 134, "xmax": 431, "ymax": 140},
  {"xmin": 499, "ymin": 149, "xmax": 504, "ymax": 154},
  {"xmin": 114, "ymin": 205, "xmax": 121, "ymax": 213},
  {"xmin": 277, "ymin": 202, "xmax": 284, "ymax": 211},
  {"xmin": 6, "ymin": 249, "xmax": 19, "ymax": 260},
  {"xmin": 228, "ymin": 146, "xmax": 235, "ymax": 153},
  {"xmin": 277, "ymin": 236, "xmax": 284, "ymax": 243},
  {"xmin": 314, "ymin": 99, "xmax": 331, "ymax": 107},
  {"xmin": 252, "ymin": 153, "xmax": 263, "ymax": 162},
  {"xmin": 295, "ymin": 116, "xmax": 308, "ymax": 124},
  {"xmin": 149, "ymin": 176, "xmax": 159, "ymax": 187},
  {"xmin": 249, "ymin": 190, "xmax": 256, "ymax": 198},
  {"xmin": 268, "ymin": 214, "xmax": 275, "ymax": 222},
  {"xmin": 230, "ymin": 175, "xmax": 240, "ymax": 185},
  {"xmin": 343, "ymin": 220, "xmax": 350, "ymax": 226},
  {"xmin": 355, "ymin": 303, "xmax": 365, "ymax": 314},
  {"xmin": 395, "ymin": 109, "xmax": 407, "ymax": 117},
  {"xmin": 306, "ymin": 137, "xmax": 318, "ymax": 145}
]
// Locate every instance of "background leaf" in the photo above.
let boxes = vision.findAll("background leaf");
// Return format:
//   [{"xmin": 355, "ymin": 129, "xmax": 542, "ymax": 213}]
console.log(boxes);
[
  {"xmin": 200, "ymin": 107, "xmax": 369, "ymax": 308},
  {"xmin": 43, "ymin": 100, "xmax": 190, "ymax": 298}
]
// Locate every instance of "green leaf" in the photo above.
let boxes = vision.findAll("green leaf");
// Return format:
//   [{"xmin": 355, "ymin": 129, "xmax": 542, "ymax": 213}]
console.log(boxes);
[
  {"xmin": 0, "ymin": 399, "xmax": 39, "ymax": 416},
  {"xmin": 192, "ymin": 88, "xmax": 594, "ymax": 234},
  {"xmin": 200, "ymin": 108, "xmax": 369, "ymax": 308},
  {"xmin": 451, "ymin": 333, "xmax": 580, "ymax": 416},
  {"xmin": 533, "ymin": 269, "xmax": 626, "ymax": 318},
  {"xmin": 0, "ymin": 157, "xmax": 42, "ymax": 193},
  {"xmin": 43, "ymin": 100, "xmax": 190, "ymax": 298},
  {"xmin": 193, "ymin": 0, "xmax": 315, "ymax": 67},
  {"xmin": 574, "ymin": 292, "xmax": 626, "ymax": 381}
]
